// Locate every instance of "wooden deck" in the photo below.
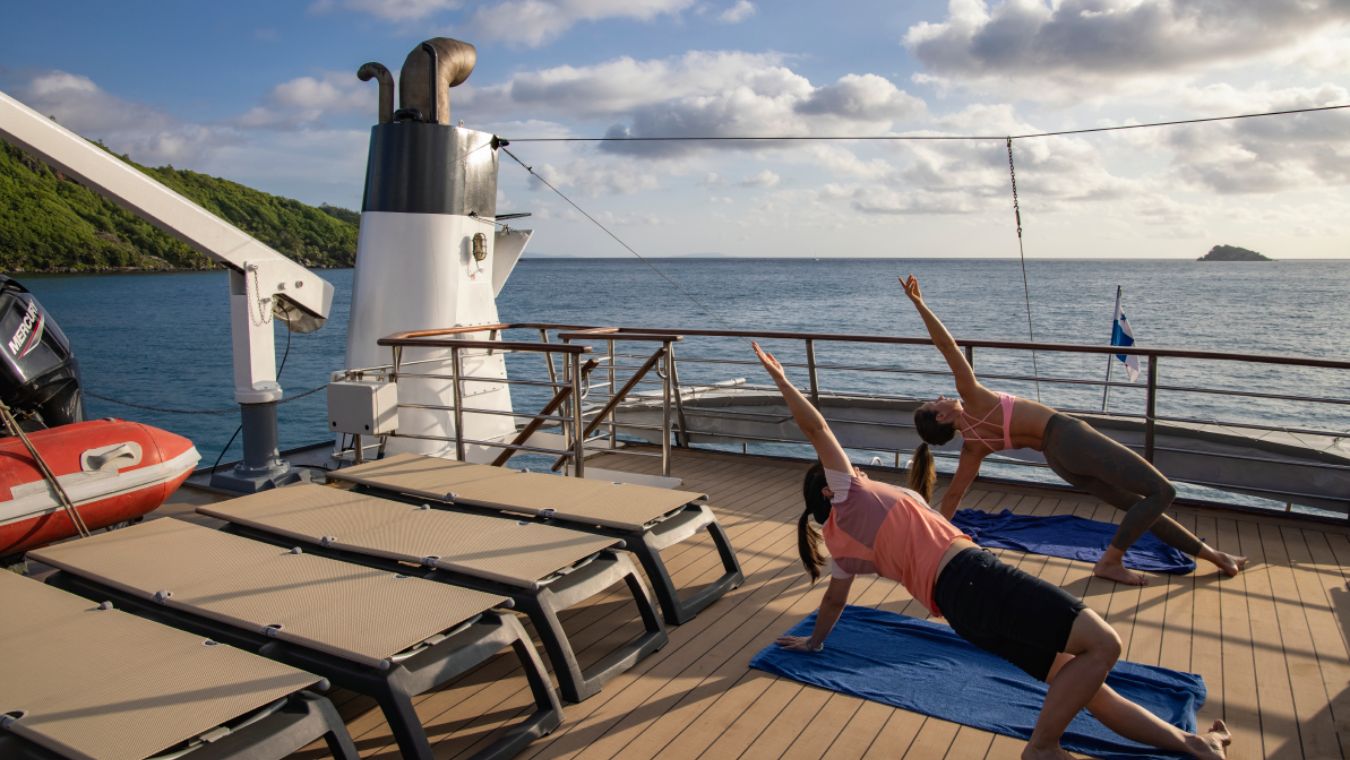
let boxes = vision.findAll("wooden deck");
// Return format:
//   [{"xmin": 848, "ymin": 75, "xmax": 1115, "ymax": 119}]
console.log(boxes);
[{"xmin": 86, "ymin": 447, "xmax": 1350, "ymax": 758}]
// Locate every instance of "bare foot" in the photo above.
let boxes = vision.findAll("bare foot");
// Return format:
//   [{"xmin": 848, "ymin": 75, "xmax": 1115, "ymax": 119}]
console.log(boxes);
[
  {"xmin": 1093, "ymin": 558, "xmax": 1149, "ymax": 586},
  {"xmin": 1214, "ymin": 552, "xmax": 1247, "ymax": 577},
  {"xmin": 1183, "ymin": 719, "xmax": 1231, "ymax": 759}
]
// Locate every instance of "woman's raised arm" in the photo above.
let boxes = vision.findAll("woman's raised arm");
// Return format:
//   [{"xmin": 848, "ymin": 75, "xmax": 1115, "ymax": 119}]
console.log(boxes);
[
  {"xmin": 753, "ymin": 342, "xmax": 852, "ymax": 474},
  {"xmin": 902, "ymin": 275, "xmax": 981, "ymax": 400}
]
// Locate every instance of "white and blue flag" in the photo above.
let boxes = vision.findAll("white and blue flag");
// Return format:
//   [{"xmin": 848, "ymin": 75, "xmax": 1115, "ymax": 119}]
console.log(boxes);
[{"xmin": 1111, "ymin": 293, "xmax": 1140, "ymax": 382}]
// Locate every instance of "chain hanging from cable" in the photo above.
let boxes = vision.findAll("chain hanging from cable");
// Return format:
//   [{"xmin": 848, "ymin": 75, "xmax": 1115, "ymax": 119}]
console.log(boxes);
[{"xmin": 1006, "ymin": 137, "xmax": 1042, "ymax": 402}]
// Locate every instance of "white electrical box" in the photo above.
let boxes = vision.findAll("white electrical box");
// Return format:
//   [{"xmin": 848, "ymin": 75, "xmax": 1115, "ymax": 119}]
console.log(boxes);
[{"xmin": 327, "ymin": 380, "xmax": 399, "ymax": 436}]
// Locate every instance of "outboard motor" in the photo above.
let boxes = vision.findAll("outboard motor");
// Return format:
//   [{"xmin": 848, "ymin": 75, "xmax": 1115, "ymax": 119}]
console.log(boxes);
[{"xmin": 0, "ymin": 275, "xmax": 84, "ymax": 429}]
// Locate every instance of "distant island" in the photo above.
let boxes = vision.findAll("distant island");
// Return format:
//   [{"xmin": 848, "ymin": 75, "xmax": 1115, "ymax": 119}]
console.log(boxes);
[{"xmin": 1199, "ymin": 244, "xmax": 1270, "ymax": 262}]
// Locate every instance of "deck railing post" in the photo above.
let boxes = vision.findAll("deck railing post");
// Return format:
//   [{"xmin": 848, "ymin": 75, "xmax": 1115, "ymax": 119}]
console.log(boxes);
[
  {"xmin": 553, "ymin": 332, "xmax": 574, "ymax": 449},
  {"xmin": 571, "ymin": 353, "xmax": 586, "ymax": 477},
  {"xmin": 661, "ymin": 345, "xmax": 672, "ymax": 477},
  {"xmin": 1144, "ymin": 355, "xmax": 1158, "ymax": 462},
  {"xmin": 668, "ymin": 341, "xmax": 690, "ymax": 448},
  {"xmin": 450, "ymin": 347, "xmax": 466, "ymax": 462},
  {"xmin": 608, "ymin": 338, "xmax": 617, "ymax": 447},
  {"xmin": 806, "ymin": 339, "xmax": 820, "ymax": 406}
]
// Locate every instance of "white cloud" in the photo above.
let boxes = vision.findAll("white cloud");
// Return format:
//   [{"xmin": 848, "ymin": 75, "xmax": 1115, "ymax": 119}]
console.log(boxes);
[
  {"xmin": 202, "ymin": 128, "xmax": 371, "ymax": 208},
  {"xmin": 797, "ymin": 74, "xmax": 926, "ymax": 121},
  {"xmin": 524, "ymin": 158, "xmax": 662, "ymax": 197},
  {"xmin": 737, "ymin": 169, "xmax": 779, "ymax": 188},
  {"xmin": 469, "ymin": 0, "xmax": 697, "ymax": 48},
  {"xmin": 15, "ymin": 71, "xmax": 232, "ymax": 167},
  {"xmin": 1161, "ymin": 84, "xmax": 1350, "ymax": 193},
  {"xmin": 718, "ymin": 0, "xmax": 755, "ymax": 24},
  {"xmin": 309, "ymin": 0, "xmax": 461, "ymax": 22},
  {"xmin": 905, "ymin": 0, "xmax": 1350, "ymax": 98},
  {"xmin": 237, "ymin": 72, "xmax": 372, "ymax": 129},
  {"xmin": 850, "ymin": 186, "xmax": 981, "ymax": 215},
  {"xmin": 468, "ymin": 51, "xmax": 927, "ymax": 159}
]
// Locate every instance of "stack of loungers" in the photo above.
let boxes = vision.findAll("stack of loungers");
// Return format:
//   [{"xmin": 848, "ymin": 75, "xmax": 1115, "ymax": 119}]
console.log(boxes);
[
  {"xmin": 197, "ymin": 483, "xmax": 667, "ymax": 702},
  {"xmin": 27, "ymin": 519, "xmax": 561, "ymax": 760},
  {"xmin": 6, "ymin": 453, "xmax": 743, "ymax": 759},
  {"xmin": 329, "ymin": 452, "xmax": 745, "ymax": 625}
]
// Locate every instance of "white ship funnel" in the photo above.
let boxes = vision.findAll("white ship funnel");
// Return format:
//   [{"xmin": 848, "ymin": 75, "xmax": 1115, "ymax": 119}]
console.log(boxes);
[{"xmin": 346, "ymin": 38, "xmax": 527, "ymax": 459}]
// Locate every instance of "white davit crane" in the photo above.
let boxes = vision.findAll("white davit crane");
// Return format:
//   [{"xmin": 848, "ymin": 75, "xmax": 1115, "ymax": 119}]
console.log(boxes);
[{"xmin": 0, "ymin": 89, "xmax": 335, "ymax": 492}]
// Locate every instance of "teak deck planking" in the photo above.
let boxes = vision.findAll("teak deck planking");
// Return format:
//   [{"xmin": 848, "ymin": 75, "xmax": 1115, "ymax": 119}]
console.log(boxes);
[{"xmin": 152, "ymin": 447, "xmax": 1349, "ymax": 759}]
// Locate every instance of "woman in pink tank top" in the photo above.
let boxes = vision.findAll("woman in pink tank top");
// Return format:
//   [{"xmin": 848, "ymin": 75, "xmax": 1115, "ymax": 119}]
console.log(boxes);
[
  {"xmin": 753, "ymin": 342, "xmax": 1232, "ymax": 760},
  {"xmin": 901, "ymin": 275, "xmax": 1246, "ymax": 587}
]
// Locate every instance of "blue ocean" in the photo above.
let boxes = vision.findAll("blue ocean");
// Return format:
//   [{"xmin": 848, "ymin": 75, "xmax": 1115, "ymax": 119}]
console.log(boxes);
[{"xmin": 17, "ymin": 258, "xmax": 1350, "ymax": 476}]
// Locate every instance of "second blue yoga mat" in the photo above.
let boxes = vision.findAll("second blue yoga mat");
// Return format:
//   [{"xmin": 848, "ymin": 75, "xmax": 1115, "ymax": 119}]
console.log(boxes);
[
  {"xmin": 750, "ymin": 606, "xmax": 1206, "ymax": 760},
  {"xmin": 951, "ymin": 508, "xmax": 1197, "ymax": 574}
]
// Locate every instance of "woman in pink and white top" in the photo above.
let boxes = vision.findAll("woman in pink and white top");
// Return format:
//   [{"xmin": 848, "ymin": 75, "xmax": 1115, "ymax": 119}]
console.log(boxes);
[
  {"xmin": 901, "ymin": 274, "xmax": 1245, "ymax": 586},
  {"xmin": 753, "ymin": 341, "xmax": 1230, "ymax": 760}
]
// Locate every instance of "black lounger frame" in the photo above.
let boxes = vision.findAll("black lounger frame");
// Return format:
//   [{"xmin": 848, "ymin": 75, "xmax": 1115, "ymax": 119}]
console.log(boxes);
[
  {"xmin": 45, "ymin": 572, "xmax": 562, "ymax": 760},
  {"xmin": 221, "ymin": 520, "xmax": 667, "ymax": 702},
  {"xmin": 0, "ymin": 691, "xmax": 357, "ymax": 760},
  {"xmin": 348, "ymin": 484, "xmax": 745, "ymax": 626}
]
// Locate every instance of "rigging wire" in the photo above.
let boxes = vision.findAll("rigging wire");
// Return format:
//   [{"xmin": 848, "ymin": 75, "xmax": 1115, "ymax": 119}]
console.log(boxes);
[
  {"xmin": 1005, "ymin": 138, "xmax": 1041, "ymax": 402},
  {"xmin": 506, "ymin": 103, "xmax": 1350, "ymax": 143},
  {"xmin": 498, "ymin": 102, "xmax": 1350, "ymax": 400},
  {"xmin": 498, "ymin": 144, "xmax": 737, "ymax": 332}
]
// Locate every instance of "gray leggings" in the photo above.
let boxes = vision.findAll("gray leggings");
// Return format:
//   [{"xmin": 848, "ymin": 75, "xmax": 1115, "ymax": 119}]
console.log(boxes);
[{"xmin": 1041, "ymin": 414, "xmax": 1202, "ymax": 555}]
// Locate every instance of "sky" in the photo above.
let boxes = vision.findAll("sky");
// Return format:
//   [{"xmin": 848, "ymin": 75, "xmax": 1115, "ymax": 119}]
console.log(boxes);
[{"xmin": 1, "ymin": 0, "xmax": 1348, "ymax": 259}]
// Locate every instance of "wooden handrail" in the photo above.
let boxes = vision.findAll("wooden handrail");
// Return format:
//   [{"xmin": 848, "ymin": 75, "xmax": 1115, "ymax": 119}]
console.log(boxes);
[
  {"xmin": 557, "ymin": 329, "xmax": 684, "ymax": 343},
  {"xmin": 377, "ymin": 336, "xmax": 592, "ymax": 354},
  {"xmin": 382, "ymin": 324, "xmax": 512, "ymax": 341}
]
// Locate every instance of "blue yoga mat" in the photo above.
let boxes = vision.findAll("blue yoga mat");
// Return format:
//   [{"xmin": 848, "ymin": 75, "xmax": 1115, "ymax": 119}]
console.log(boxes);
[
  {"xmin": 951, "ymin": 509, "xmax": 1197, "ymax": 574},
  {"xmin": 751, "ymin": 606, "xmax": 1207, "ymax": 760}
]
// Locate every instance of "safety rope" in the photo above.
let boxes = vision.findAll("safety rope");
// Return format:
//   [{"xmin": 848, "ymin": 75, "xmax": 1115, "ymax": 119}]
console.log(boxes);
[
  {"xmin": 1006, "ymin": 138, "xmax": 1042, "ymax": 402},
  {"xmin": 0, "ymin": 401, "xmax": 91, "ymax": 537}
]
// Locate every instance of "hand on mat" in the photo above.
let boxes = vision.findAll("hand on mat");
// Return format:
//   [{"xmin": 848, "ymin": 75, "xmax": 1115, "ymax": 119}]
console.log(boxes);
[
  {"xmin": 775, "ymin": 635, "xmax": 819, "ymax": 653},
  {"xmin": 901, "ymin": 274, "xmax": 923, "ymax": 303}
]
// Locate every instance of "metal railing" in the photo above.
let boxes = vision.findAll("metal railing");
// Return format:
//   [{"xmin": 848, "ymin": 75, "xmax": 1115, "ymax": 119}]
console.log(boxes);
[{"xmin": 343, "ymin": 321, "xmax": 1350, "ymax": 518}]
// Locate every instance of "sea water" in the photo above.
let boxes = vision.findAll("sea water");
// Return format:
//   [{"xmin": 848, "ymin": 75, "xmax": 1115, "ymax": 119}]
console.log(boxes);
[{"xmin": 17, "ymin": 259, "xmax": 1350, "ymax": 481}]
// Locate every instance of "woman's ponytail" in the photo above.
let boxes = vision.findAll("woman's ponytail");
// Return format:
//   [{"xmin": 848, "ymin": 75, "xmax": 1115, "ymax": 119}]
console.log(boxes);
[
  {"xmin": 799, "ymin": 463, "xmax": 830, "ymax": 580},
  {"xmin": 907, "ymin": 443, "xmax": 936, "ymax": 504},
  {"xmin": 797, "ymin": 510, "xmax": 824, "ymax": 581}
]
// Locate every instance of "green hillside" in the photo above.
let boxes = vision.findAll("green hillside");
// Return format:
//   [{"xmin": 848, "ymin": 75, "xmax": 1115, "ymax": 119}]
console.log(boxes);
[{"xmin": 1, "ymin": 138, "xmax": 358, "ymax": 272}]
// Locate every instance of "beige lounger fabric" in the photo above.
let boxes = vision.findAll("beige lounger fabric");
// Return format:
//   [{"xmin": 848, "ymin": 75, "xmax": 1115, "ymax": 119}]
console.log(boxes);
[
  {"xmin": 332, "ymin": 453, "xmax": 707, "ymax": 531},
  {"xmin": 29, "ymin": 518, "xmax": 508, "ymax": 669},
  {"xmin": 199, "ymin": 484, "xmax": 621, "ymax": 588},
  {"xmin": 0, "ymin": 570, "xmax": 318, "ymax": 760}
]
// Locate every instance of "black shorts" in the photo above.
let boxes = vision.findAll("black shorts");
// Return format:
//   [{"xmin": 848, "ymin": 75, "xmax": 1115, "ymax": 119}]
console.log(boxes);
[{"xmin": 932, "ymin": 548, "xmax": 1086, "ymax": 681}]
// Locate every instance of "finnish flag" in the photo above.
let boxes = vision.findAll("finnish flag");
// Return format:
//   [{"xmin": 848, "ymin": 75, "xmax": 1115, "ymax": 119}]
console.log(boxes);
[{"xmin": 1111, "ymin": 297, "xmax": 1140, "ymax": 382}]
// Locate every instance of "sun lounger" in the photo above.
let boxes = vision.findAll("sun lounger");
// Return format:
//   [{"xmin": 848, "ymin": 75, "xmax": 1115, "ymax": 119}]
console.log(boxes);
[
  {"xmin": 28, "ymin": 518, "xmax": 563, "ymax": 760},
  {"xmin": 196, "ymin": 483, "xmax": 667, "ymax": 702},
  {"xmin": 328, "ymin": 453, "xmax": 744, "ymax": 625},
  {"xmin": 0, "ymin": 569, "xmax": 357, "ymax": 760}
]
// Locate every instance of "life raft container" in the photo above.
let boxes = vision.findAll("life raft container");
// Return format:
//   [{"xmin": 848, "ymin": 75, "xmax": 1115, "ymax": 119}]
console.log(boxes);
[{"xmin": 0, "ymin": 419, "xmax": 199, "ymax": 558}]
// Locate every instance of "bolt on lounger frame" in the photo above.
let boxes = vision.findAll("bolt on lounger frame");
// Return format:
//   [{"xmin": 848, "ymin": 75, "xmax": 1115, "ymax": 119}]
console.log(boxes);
[
  {"xmin": 44, "ymin": 572, "xmax": 562, "ymax": 760},
  {"xmin": 0, "ymin": 692, "xmax": 357, "ymax": 760},
  {"xmin": 219, "ymin": 518, "xmax": 667, "ymax": 703}
]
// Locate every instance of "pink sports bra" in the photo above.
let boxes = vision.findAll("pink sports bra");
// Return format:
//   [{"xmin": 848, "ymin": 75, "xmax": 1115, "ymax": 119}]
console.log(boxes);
[{"xmin": 958, "ymin": 392, "xmax": 1015, "ymax": 452}]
